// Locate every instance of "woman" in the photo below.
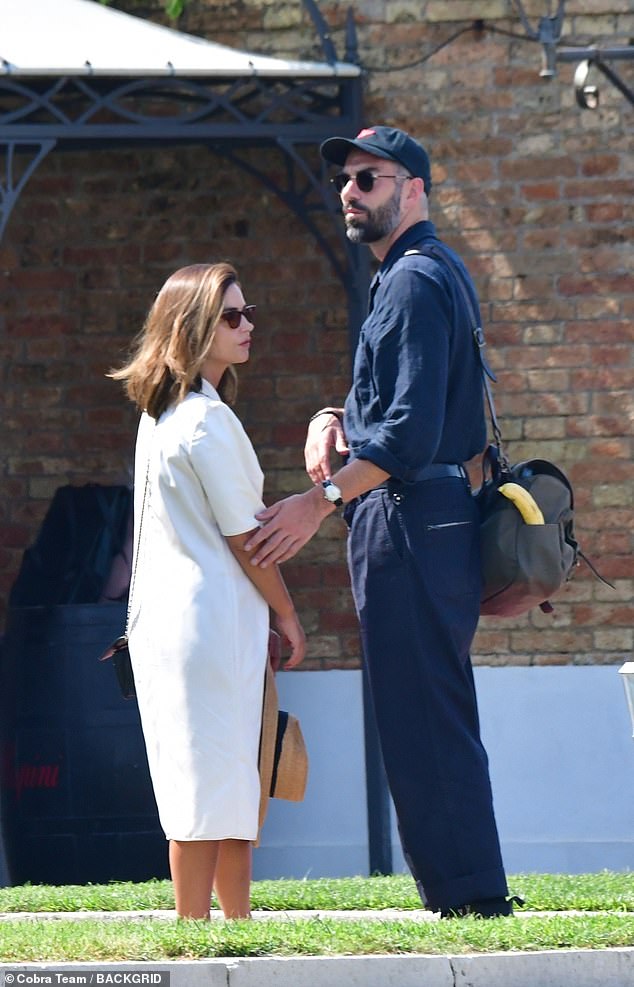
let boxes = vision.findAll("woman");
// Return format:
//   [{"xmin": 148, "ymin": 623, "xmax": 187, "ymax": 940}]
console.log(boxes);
[{"xmin": 111, "ymin": 263, "xmax": 305, "ymax": 920}]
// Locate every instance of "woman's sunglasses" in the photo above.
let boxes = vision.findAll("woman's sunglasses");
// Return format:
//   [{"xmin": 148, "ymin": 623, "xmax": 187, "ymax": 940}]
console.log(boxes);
[
  {"xmin": 221, "ymin": 305, "xmax": 256, "ymax": 329},
  {"xmin": 330, "ymin": 170, "xmax": 412, "ymax": 194}
]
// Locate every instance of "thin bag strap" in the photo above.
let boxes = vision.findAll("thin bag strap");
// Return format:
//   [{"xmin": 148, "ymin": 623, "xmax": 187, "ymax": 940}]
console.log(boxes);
[
  {"xmin": 405, "ymin": 242, "xmax": 508, "ymax": 468},
  {"xmin": 125, "ymin": 425, "xmax": 153, "ymax": 637}
]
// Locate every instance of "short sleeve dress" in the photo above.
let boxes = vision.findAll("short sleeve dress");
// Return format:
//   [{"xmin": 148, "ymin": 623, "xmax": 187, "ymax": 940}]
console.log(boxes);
[{"xmin": 128, "ymin": 378, "xmax": 269, "ymax": 842}]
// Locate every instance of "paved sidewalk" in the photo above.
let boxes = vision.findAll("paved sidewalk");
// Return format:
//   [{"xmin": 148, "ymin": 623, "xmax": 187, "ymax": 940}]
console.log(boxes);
[
  {"xmin": 1, "ymin": 950, "xmax": 633, "ymax": 987},
  {"xmin": 0, "ymin": 906, "xmax": 619, "ymax": 921}
]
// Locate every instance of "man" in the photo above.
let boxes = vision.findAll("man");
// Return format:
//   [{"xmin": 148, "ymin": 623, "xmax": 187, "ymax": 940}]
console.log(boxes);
[{"xmin": 245, "ymin": 125, "xmax": 519, "ymax": 918}]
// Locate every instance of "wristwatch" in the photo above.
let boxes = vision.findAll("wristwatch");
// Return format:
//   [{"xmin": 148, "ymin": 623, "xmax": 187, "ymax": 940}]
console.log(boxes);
[{"xmin": 322, "ymin": 479, "xmax": 343, "ymax": 507}]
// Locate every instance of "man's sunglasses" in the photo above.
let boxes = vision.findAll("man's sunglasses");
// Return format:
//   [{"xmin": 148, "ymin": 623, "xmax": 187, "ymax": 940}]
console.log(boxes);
[
  {"xmin": 221, "ymin": 305, "xmax": 256, "ymax": 329},
  {"xmin": 330, "ymin": 169, "xmax": 412, "ymax": 194}
]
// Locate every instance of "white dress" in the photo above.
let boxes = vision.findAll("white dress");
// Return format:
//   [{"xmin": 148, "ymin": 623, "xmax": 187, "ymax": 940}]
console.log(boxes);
[{"xmin": 128, "ymin": 379, "xmax": 269, "ymax": 841}]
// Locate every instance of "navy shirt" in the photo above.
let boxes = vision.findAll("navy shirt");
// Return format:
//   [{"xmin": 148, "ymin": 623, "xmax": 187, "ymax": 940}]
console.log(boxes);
[{"xmin": 344, "ymin": 221, "xmax": 486, "ymax": 482}]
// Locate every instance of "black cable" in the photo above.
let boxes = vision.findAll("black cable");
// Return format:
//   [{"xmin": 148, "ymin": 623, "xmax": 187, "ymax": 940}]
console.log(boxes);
[
  {"xmin": 360, "ymin": 23, "xmax": 474, "ymax": 73},
  {"xmin": 485, "ymin": 23, "xmax": 540, "ymax": 42},
  {"xmin": 486, "ymin": 22, "xmax": 593, "ymax": 48},
  {"xmin": 358, "ymin": 18, "xmax": 595, "ymax": 75}
]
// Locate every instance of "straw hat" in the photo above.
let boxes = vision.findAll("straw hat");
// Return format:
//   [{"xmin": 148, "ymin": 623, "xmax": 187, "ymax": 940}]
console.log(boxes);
[{"xmin": 258, "ymin": 662, "xmax": 308, "ymax": 833}]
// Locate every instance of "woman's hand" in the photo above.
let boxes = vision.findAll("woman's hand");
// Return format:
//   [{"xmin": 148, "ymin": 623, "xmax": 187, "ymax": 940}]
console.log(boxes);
[
  {"xmin": 268, "ymin": 628, "xmax": 282, "ymax": 672},
  {"xmin": 304, "ymin": 413, "xmax": 349, "ymax": 484},
  {"xmin": 274, "ymin": 610, "xmax": 306, "ymax": 669}
]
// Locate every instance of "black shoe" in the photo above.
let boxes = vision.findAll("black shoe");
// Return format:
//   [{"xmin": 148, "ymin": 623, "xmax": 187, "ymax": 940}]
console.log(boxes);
[{"xmin": 440, "ymin": 895, "xmax": 524, "ymax": 919}]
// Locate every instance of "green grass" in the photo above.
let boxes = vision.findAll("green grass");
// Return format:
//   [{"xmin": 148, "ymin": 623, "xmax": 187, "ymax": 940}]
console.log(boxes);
[
  {"xmin": 0, "ymin": 873, "xmax": 632, "ymax": 961},
  {"xmin": 0, "ymin": 871, "xmax": 632, "ymax": 914},
  {"xmin": 1, "ymin": 915, "xmax": 634, "ymax": 961}
]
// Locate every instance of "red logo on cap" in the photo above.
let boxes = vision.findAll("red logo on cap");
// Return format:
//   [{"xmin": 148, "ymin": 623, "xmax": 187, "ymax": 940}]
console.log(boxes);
[{"xmin": 356, "ymin": 128, "xmax": 376, "ymax": 139}]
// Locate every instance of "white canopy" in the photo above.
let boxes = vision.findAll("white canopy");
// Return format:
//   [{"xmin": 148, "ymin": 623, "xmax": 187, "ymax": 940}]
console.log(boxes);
[{"xmin": 0, "ymin": 0, "xmax": 360, "ymax": 78}]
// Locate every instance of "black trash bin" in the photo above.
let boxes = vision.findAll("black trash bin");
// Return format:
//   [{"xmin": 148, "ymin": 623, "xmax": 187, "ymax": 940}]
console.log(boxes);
[{"xmin": 0, "ymin": 603, "xmax": 168, "ymax": 885}]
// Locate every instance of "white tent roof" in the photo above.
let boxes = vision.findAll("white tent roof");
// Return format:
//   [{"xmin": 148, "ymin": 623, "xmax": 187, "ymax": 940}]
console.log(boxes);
[{"xmin": 0, "ymin": 0, "xmax": 360, "ymax": 78}]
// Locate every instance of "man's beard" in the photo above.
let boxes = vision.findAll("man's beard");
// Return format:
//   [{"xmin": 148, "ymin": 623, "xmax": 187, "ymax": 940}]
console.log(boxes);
[{"xmin": 344, "ymin": 184, "xmax": 402, "ymax": 244}]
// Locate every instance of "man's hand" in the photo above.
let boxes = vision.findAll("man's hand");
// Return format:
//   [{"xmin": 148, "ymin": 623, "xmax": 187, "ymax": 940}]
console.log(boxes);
[
  {"xmin": 245, "ymin": 488, "xmax": 330, "ymax": 568},
  {"xmin": 305, "ymin": 413, "xmax": 349, "ymax": 484}
]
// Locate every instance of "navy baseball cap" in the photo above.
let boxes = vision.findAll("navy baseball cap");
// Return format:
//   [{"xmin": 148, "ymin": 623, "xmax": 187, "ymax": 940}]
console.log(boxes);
[{"xmin": 320, "ymin": 125, "xmax": 432, "ymax": 194}]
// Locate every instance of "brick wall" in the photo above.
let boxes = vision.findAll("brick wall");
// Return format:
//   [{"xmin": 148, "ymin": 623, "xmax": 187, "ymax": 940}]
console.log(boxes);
[{"xmin": 0, "ymin": 0, "xmax": 632, "ymax": 669}]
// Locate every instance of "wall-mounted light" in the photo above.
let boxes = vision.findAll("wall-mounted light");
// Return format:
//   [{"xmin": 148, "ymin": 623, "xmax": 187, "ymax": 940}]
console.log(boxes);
[
  {"xmin": 509, "ymin": 0, "xmax": 634, "ymax": 109},
  {"xmin": 574, "ymin": 60, "xmax": 599, "ymax": 109}
]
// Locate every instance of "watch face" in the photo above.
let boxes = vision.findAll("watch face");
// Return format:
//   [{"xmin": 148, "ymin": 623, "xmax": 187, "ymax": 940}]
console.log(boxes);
[{"xmin": 323, "ymin": 481, "xmax": 343, "ymax": 504}]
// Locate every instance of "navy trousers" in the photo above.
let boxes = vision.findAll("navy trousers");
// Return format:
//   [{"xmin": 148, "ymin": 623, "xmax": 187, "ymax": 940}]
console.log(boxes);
[{"xmin": 347, "ymin": 476, "xmax": 508, "ymax": 912}]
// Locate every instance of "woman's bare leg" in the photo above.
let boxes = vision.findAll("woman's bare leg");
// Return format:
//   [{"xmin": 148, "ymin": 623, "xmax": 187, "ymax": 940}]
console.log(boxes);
[
  {"xmin": 213, "ymin": 839, "xmax": 252, "ymax": 919},
  {"xmin": 169, "ymin": 839, "xmax": 218, "ymax": 919}
]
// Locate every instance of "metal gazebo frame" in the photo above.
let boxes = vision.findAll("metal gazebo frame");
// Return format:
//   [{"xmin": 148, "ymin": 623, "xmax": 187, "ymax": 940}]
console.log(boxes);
[{"xmin": 0, "ymin": 1, "xmax": 371, "ymax": 338}]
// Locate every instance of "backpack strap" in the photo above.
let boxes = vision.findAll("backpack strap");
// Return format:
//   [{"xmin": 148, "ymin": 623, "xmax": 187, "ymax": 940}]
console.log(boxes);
[
  {"xmin": 577, "ymin": 549, "xmax": 615, "ymax": 589},
  {"xmin": 404, "ymin": 242, "xmax": 508, "ymax": 469}
]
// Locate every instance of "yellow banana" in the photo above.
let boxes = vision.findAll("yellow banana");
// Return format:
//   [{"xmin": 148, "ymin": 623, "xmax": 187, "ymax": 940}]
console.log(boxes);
[{"xmin": 498, "ymin": 482, "xmax": 545, "ymax": 524}]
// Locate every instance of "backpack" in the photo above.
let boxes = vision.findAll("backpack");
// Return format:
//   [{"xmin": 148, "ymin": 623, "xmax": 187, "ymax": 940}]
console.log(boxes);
[{"xmin": 476, "ymin": 446, "xmax": 574, "ymax": 615}]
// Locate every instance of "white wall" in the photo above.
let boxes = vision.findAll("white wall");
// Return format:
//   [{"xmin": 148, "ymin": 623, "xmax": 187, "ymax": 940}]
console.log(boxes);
[
  {"xmin": 254, "ymin": 670, "xmax": 368, "ymax": 879},
  {"xmin": 254, "ymin": 666, "xmax": 634, "ymax": 880}
]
